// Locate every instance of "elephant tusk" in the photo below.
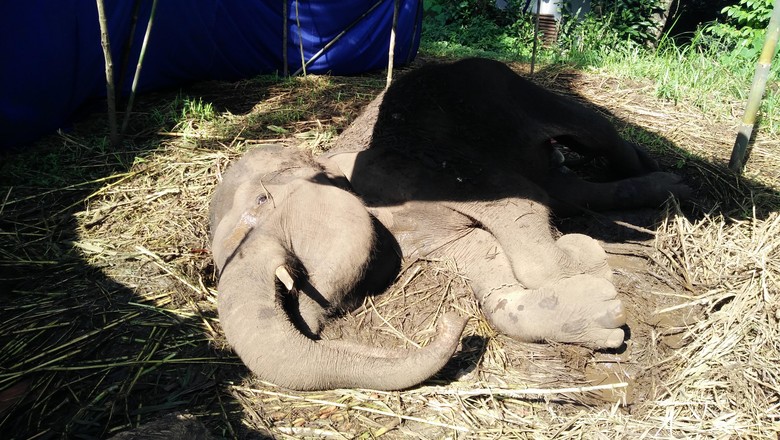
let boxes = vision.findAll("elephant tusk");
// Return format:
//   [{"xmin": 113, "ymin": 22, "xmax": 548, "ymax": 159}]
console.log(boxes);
[{"xmin": 275, "ymin": 266, "xmax": 295, "ymax": 291}]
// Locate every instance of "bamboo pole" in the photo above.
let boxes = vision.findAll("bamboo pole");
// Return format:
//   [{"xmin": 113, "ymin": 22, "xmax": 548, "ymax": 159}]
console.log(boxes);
[
  {"xmin": 530, "ymin": 0, "xmax": 541, "ymax": 75},
  {"xmin": 121, "ymin": 0, "xmax": 159, "ymax": 136},
  {"xmin": 283, "ymin": 1, "xmax": 289, "ymax": 76},
  {"xmin": 117, "ymin": 0, "xmax": 143, "ymax": 102},
  {"xmin": 405, "ymin": 0, "xmax": 422, "ymax": 65},
  {"xmin": 95, "ymin": 0, "xmax": 119, "ymax": 147},
  {"xmin": 386, "ymin": 0, "xmax": 400, "ymax": 88},
  {"xmin": 295, "ymin": 0, "xmax": 306, "ymax": 76},
  {"xmin": 729, "ymin": 0, "xmax": 780, "ymax": 172},
  {"xmin": 292, "ymin": 0, "xmax": 384, "ymax": 76}
]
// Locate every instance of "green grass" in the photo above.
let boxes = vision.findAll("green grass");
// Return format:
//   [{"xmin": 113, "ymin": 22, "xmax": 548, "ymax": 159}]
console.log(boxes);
[{"xmin": 592, "ymin": 34, "xmax": 780, "ymax": 135}]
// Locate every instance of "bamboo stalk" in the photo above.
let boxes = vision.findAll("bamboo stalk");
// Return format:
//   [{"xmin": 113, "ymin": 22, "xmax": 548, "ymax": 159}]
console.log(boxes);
[
  {"xmin": 530, "ymin": 0, "xmax": 541, "ymax": 75},
  {"xmin": 405, "ymin": 0, "xmax": 422, "ymax": 65},
  {"xmin": 292, "ymin": 0, "xmax": 384, "ymax": 76},
  {"xmin": 386, "ymin": 0, "xmax": 400, "ymax": 88},
  {"xmin": 283, "ymin": 1, "xmax": 289, "ymax": 76},
  {"xmin": 121, "ymin": 0, "xmax": 159, "ymax": 136},
  {"xmin": 95, "ymin": 0, "xmax": 119, "ymax": 147},
  {"xmin": 728, "ymin": 0, "xmax": 780, "ymax": 172},
  {"xmin": 116, "ymin": 0, "xmax": 143, "ymax": 101},
  {"xmin": 295, "ymin": 0, "xmax": 306, "ymax": 76}
]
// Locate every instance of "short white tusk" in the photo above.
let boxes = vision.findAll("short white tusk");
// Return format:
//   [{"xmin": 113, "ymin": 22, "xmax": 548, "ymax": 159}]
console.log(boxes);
[{"xmin": 275, "ymin": 266, "xmax": 294, "ymax": 291}]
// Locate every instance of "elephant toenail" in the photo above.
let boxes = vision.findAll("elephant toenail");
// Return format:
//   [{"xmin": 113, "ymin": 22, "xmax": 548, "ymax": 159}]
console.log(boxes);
[{"xmin": 538, "ymin": 295, "xmax": 559, "ymax": 310}]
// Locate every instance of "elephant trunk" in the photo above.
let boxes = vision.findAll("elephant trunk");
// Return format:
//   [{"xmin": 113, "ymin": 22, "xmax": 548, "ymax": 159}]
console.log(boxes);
[{"xmin": 217, "ymin": 246, "xmax": 467, "ymax": 391}]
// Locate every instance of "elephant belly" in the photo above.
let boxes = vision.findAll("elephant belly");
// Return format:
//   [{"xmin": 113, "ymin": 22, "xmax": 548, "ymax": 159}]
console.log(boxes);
[{"xmin": 374, "ymin": 202, "xmax": 474, "ymax": 260}]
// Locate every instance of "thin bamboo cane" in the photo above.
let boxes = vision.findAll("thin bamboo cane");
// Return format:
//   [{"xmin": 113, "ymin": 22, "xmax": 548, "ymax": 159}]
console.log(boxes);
[
  {"xmin": 121, "ymin": 0, "xmax": 159, "ymax": 136},
  {"xmin": 386, "ymin": 0, "xmax": 400, "ymax": 88},
  {"xmin": 295, "ymin": 0, "xmax": 306, "ymax": 76},
  {"xmin": 283, "ymin": 1, "xmax": 289, "ymax": 76},
  {"xmin": 95, "ymin": 0, "xmax": 119, "ymax": 147},
  {"xmin": 292, "ymin": 0, "xmax": 385, "ymax": 76},
  {"xmin": 530, "ymin": 0, "xmax": 541, "ymax": 75},
  {"xmin": 116, "ymin": 0, "xmax": 143, "ymax": 102}
]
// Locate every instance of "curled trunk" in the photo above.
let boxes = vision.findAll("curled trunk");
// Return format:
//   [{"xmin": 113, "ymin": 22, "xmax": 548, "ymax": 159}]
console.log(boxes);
[{"xmin": 217, "ymin": 244, "xmax": 466, "ymax": 391}]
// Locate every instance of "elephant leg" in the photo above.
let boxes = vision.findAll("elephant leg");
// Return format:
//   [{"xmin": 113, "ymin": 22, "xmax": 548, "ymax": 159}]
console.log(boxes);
[
  {"xmin": 433, "ymin": 227, "xmax": 626, "ymax": 349},
  {"xmin": 445, "ymin": 198, "xmax": 589, "ymax": 290},
  {"xmin": 544, "ymin": 169, "xmax": 692, "ymax": 215}
]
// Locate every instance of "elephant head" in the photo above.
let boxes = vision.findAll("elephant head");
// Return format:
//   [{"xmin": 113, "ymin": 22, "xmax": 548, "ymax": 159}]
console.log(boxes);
[{"xmin": 209, "ymin": 145, "xmax": 466, "ymax": 391}]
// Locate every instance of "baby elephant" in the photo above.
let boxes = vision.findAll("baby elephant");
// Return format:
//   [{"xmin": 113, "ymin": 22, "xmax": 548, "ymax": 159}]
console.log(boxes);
[
  {"xmin": 210, "ymin": 146, "xmax": 467, "ymax": 391},
  {"xmin": 210, "ymin": 58, "xmax": 688, "ymax": 391}
]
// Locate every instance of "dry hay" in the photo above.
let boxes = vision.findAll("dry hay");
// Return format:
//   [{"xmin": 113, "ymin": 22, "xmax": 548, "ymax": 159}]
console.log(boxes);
[{"xmin": 1, "ymin": 61, "xmax": 779, "ymax": 438}]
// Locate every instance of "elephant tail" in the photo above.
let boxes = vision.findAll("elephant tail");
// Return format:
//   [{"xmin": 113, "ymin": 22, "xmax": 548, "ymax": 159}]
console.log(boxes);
[{"xmin": 217, "ymin": 267, "xmax": 467, "ymax": 391}]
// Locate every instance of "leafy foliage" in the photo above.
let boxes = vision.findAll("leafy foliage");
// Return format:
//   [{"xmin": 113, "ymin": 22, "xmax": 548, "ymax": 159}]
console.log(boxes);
[
  {"xmin": 422, "ymin": 0, "xmax": 537, "ymax": 56},
  {"xmin": 706, "ymin": 0, "xmax": 775, "ymax": 59},
  {"xmin": 421, "ymin": 0, "xmax": 668, "ymax": 61},
  {"xmin": 588, "ymin": 0, "xmax": 665, "ymax": 45}
]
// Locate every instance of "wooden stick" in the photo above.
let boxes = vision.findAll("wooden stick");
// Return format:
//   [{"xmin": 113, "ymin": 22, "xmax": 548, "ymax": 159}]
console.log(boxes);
[
  {"xmin": 95, "ymin": 0, "xmax": 119, "ymax": 147},
  {"xmin": 292, "ymin": 0, "xmax": 384, "ymax": 76},
  {"xmin": 116, "ymin": 0, "xmax": 143, "ymax": 101},
  {"xmin": 530, "ymin": 0, "xmax": 541, "ymax": 75},
  {"xmin": 121, "ymin": 0, "xmax": 159, "ymax": 136},
  {"xmin": 232, "ymin": 386, "xmax": 471, "ymax": 432},
  {"xmin": 295, "ymin": 0, "xmax": 306, "ymax": 76},
  {"xmin": 283, "ymin": 0, "xmax": 289, "ymax": 76},
  {"xmin": 386, "ymin": 0, "xmax": 400, "ymax": 88}
]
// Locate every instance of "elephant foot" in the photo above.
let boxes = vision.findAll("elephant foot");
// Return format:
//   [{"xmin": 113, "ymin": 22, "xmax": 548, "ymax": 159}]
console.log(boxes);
[
  {"xmin": 482, "ymin": 275, "xmax": 626, "ymax": 349},
  {"xmin": 618, "ymin": 172, "xmax": 693, "ymax": 207},
  {"xmin": 556, "ymin": 233, "xmax": 612, "ymax": 281}
]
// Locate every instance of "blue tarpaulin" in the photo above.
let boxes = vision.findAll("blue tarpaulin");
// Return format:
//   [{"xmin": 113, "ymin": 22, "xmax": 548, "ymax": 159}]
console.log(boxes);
[{"xmin": 0, "ymin": 0, "xmax": 422, "ymax": 149}]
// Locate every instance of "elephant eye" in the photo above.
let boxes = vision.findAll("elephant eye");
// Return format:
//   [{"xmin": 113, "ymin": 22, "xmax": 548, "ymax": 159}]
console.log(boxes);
[{"xmin": 256, "ymin": 194, "xmax": 269, "ymax": 205}]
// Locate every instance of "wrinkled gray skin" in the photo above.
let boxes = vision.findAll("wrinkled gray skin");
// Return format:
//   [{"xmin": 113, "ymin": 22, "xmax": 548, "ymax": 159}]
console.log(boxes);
[
  {"xmin": 326, "ymin": 58, "xmax": 690, "ymax": 350},
  {"xmin": 210, "ymin": 146, "xmax": 467, "ymax": 391},
  {"xmin": 210, "ymin": 58, "xmax": 690, "ymax": 391}
]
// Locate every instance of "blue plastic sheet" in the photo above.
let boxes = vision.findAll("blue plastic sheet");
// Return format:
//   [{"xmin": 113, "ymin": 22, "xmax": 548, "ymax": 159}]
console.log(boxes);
[{"xmin": 0, "ymin": 0, "xmax": 422, "ymax": 149}]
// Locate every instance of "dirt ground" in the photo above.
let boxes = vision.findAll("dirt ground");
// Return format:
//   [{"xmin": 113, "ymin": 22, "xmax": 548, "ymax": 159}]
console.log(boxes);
[{"xmin": 1, "ymin": 57, "xmax": 778, "ymax": 438}]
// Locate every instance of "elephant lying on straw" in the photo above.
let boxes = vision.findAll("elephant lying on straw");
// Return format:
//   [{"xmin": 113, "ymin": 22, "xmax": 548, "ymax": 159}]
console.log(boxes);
[{"xmin": 209, "ymin": 58, "xmax": 690, "ymax": 391}]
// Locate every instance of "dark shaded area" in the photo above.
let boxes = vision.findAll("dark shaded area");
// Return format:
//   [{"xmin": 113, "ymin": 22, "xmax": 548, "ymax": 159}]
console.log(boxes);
[
  {"xmin": 662, "ymin": 0, "xmax": 733, "ymax": 41},
  {"xmin": 439, "ymin": 335, "xmax": 489, "ymax": 380},
  {"xmin": 335, "ymin": 58, "xmax": 717, "ymax": 246}
]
